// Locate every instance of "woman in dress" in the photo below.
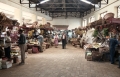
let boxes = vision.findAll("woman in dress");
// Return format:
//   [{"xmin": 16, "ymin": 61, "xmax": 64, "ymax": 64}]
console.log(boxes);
[{"xmin": 54, "ymin": 34, "xmax": 59, "ymax": 48}]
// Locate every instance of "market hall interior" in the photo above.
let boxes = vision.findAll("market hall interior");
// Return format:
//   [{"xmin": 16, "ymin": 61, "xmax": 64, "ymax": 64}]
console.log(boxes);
[{"xmin": 0, "ymin": 45, "xmax": 120, "ymax": 77}]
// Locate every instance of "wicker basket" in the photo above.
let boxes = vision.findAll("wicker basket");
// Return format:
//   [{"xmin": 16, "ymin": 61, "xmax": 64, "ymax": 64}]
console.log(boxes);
[{"xmin": 104, "ymin": 13, "xmax": 114, "ymax": 20}]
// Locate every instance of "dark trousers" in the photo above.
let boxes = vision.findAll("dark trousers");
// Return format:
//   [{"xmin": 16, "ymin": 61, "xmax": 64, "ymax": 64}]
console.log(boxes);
[
  {"xmin": 4, "ymin": 46, "xmax": 11, "ymax": 59},
  {"xmin": 101, "ymin": 52, "xmax": 110, "ymax": 61},
  {"xmin": 62, "ymin": 39, "xmax": 66, "ymax": 49},
  {"xmin": 110, "ymin": 49, "xmax": 115, "ymax": 64}
]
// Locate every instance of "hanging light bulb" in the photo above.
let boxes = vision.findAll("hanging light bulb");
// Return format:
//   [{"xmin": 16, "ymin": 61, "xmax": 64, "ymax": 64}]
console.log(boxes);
[
  {"xmin": 40, "ymin": 0, "xmax": 50, "ymax": 4},
  {"xmin": 80, "ymin": 0, "xmax": 94, "ymax": 6}
]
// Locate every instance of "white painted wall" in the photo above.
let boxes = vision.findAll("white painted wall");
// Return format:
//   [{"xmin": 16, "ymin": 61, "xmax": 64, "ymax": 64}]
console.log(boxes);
[
  {"xmin": 0, "ymin": 0, "xmax": 82, "ymax": 29},
  {"xmin": 48, "ymin": 18, "xmax": 81, "ymax": 30},
  {"xmin": 47, "ymin": 0, "xmax": 120, "ymax": 29},
  {"xmin": 1, "ymin": 0, "xmax": 119, "ymax": 30},
  {"xmin": 82, "ymin": 0, "xmax": 120, "ymax": 26},
  {"xmin": 0, "ymin": 0, "xmax": 52, "ymax": 21}
]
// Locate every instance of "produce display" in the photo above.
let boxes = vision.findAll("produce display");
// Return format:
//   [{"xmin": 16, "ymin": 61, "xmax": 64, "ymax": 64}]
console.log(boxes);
[
  {"xmin": 103, "ymin": 28, "xmax": 109, "ymax": 37},
  {"xmin": 0, "ymin": 12, "xmax": 19, "ymax": 33},
  {"xmin": 84, "ymin": 43, "xmax": 101, "ymax": 49},
  {"xmin": 93, "ymin": 29, "xmax": 99, "ymax": 37}
]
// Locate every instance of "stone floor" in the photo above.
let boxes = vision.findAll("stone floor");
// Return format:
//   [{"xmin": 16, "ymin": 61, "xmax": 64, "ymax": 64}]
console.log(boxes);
[{"xmin": 0, "ymin": 45, "xmax": 120, "ymax": 77}]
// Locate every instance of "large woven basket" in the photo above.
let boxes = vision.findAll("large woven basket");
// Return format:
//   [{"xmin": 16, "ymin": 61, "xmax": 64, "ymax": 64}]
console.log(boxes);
[{"xmin": 104, "ymin": 13, "xmax": 114, "ymax": 20}]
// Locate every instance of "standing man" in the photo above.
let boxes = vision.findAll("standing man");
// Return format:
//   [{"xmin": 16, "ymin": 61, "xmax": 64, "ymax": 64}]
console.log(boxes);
[
  {"xmin": 37, "ymin": 33, "xmax": 44, "ymax": 52},
  {"xmin": 106, "ymin": 36, "xmax": 119, "ymax": 64},
  {"xmin": 61, "ymin": 33, "xmax": 67, "ymax": 49},
  {"xmin": 18, "ymin": 29, "xmax": 26, "ymax": 65},
  {"xmin": 4, "ymin": 31, "xmax": 11, "ymax": 61}
]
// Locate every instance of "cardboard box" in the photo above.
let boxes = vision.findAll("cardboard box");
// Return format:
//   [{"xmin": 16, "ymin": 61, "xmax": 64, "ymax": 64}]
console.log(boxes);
[
  {"xmin": 2, "ymin": 60, "xmax": 12, "ymax": 69},
  {"xmin": 18, "ymin": 55, "xmax": 21, "ymax": 62},
  {"xmin": 2, "ymin": 63, "xmax": 12, "ymax": 69},
  {"xmin": 87, "ymin": 55, "xmax": 92, "ymax": 61},
  {"xmin": 27, "ymin": 49, "xmax": 32, "ymax": 54},
  {"xmin": 85, "ymin": 50, "xmax": 91, "ymax": 59}
]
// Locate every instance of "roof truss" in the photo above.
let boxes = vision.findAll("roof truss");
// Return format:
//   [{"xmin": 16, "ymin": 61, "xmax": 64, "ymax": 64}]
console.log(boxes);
[{"xmin": 20, "ymin": 0, "xmax": 109, "ymax": 18}]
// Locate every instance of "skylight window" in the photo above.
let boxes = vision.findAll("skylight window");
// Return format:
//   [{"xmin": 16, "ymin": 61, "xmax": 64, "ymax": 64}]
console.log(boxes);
[
  {"xmin": 40, "ymin": 0, "xmax": 50, "ymax": 4},
  {"xmin": 81, "ymin": 0, "xmax": 94, "ymax": 6}
]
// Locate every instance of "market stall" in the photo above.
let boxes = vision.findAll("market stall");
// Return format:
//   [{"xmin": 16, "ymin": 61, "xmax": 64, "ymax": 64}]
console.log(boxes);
[
  {"xmin": 0, "ymin": 12, "xmax": 21, "ymax": 69},
  {"xmin": 79, "ymin": 13, "xmax": 120, "ymax": 62}
]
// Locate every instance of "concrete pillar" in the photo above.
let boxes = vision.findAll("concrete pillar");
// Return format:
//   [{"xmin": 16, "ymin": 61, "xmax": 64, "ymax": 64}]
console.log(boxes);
[
  {"xmin": 14, "ymin": 8, "xmax": 22, "ymax": 26},
  {"xmin": 37, "ymin": 16, "xmax": 42, "ymax": 26},
  {"xmin": 42, "ymin": 18, "xmax": 47, "ymax": 25},
  {"xmin": 31, "ymin": 14, "xmax": 37, "ymax": 22},
  {"xmin": 114, "ymin": 6, "xmax": 118, "ymax": 18},
  {"xmin": 80, "ymin": 18, "xmax": 83, "ymax": 27}
]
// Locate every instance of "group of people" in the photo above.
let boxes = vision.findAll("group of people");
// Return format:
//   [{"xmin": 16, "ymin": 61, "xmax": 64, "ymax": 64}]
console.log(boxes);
[
  {"xmin": 54, "ymin": 33, "xmax": 67, "ymax": 49},
  {"xmin": 4, "ymin": 29, "xmax": 26, "ymax": 65},
  {"xmin": 4, "ymin": 28, "xmax": 120, "ymax": 67},
  {"xmin": 4, "ymin": 29, "xmax": 44, "ymax": 65}
]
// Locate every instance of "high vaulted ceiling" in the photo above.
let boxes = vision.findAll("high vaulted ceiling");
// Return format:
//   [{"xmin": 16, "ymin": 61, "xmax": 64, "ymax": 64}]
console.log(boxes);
[{"xmin": 20, "ymin": 0, "xmax": 108, "ymax": 18}]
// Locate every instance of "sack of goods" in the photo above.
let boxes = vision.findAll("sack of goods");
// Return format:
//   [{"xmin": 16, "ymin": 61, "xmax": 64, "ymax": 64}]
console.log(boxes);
[
  {"xmin": 2, "ymin": 60, "xmax": 12, "ymax": 69},
  {"xmin": 32, "ymin": 46, "xmax": 39, "ymax": 53},
  {"xmin": 18, "ymin": 55, "xmax": 21, "ymax": 63}
]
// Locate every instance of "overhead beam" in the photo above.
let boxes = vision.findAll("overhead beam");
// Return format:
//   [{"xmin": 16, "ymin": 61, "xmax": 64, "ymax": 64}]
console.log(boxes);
[
  {"xmin": 62, "ymin": 0, "xmax": 67, "ymax": 18},
  {"xmin": 49, "ymin": 10, "xmax": 83, "ymax": 12},
  {"xmin": 39, "ymin": 3, "xmax": 83, "ymax": 4},
  {"xmin": 63, "ymin": 0, "xmax": 66, "ymax": 11},
  {"xmin": 36, "ymin": 7, "xmax": 41, "ymax": 11},
  {"xmin": 20, "ymin": 0, "xmax": 29, "ymax": 4},
  {"xmin": 35, "ymin": 8, "xmax": 86, "ymax": 12},
  {"xmin": 73, "ymin": 0, "xmax": 80, "ymax": 8},
  {"xmin": 38, "ymin": 7, "xmax": 86, "ymax": 9},
  {"xmin": 101, "ymin": 0, "xmax": 109, "ymax": 5},
  {"xmin": 29, "ymin": 0, "xmax": 36, "ymax": 8},
  {"xmin": 49, "ymin": 0, "xmax": 57, "ymax": 11}
]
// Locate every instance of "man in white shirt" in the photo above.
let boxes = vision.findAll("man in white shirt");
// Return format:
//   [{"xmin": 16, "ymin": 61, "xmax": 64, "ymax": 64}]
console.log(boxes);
[{"xmin": 4, "ymin": 31, "xmax": 11, "ymax": 61}]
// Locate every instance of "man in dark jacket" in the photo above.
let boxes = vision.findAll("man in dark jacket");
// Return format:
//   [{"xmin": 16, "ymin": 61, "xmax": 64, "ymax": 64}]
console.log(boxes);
[
  {"xmin": 108, "ymin": 37, "xmax": 119, "ymax": 64},
  {"xmin": 18, "ymin": 29, "xmax": 26, "ymax": 65},
  {"xmin": 61, "ymin": 33, "xmax": 67, "ymax": 49}
]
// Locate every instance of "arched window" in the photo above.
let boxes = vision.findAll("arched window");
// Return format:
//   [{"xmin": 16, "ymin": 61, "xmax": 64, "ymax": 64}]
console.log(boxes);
[
  {"xmin": 83, "ymin": 19, "xmax": 87, "ymax": 27},
  {"xmin": 117, "ymin": 5, "xmax": 120, "ymax": 18},
  {"xmin": 100, "ymin": 11, "xmax": 107, "ymax": 18},
  {"xmin": 89, "ymin": 16, "xmax": 95, "ymax": 23}
]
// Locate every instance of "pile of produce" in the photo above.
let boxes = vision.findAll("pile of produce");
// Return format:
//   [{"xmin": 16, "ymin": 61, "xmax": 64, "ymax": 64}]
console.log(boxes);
[{"xmin": 93, "ymin": 29, "xmax": 98, "ymax": 37}]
